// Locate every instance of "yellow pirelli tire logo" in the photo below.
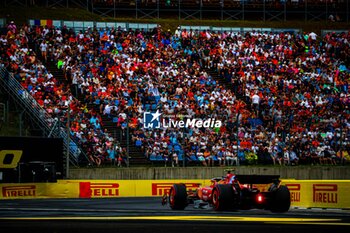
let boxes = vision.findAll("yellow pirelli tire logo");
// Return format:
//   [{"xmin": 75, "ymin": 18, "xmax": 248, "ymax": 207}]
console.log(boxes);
[{"xmin": 0, "ymin": 150, "xmax": 23, "ymax": 168}]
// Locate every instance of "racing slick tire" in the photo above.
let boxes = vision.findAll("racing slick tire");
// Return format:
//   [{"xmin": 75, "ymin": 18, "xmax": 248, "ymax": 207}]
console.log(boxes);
[
  {"xmin": 212, "ymin": 184, "xmax": 235, "ymax": 211},
  {"xmin": 169, "ymin": 184, "xmax": 187, "ymax": 210},
  {"xmin": 270, "ymin": 185, "xmax": 291, "ymax": 213},
  {"xmin": 239, "ymin": 188, "xmax": 253, "ymax": 210}
]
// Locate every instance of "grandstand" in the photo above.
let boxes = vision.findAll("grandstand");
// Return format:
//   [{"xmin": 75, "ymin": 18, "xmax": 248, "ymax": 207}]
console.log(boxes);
[{"xmin": 0, "ymin": 1, "xmax": 349, "ymax": 173}]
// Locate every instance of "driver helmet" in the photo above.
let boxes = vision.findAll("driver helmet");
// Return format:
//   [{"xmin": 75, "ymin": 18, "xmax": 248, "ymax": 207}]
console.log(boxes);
[{"xmin": 226, "ymin": 171, "xmax": 236, "ymax": 184}]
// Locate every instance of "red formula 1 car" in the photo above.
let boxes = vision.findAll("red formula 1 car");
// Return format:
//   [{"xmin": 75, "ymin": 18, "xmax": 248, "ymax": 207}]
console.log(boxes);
[{"xmin": 162, "ymin": 171, "xmax": 291, "ymax": 212}]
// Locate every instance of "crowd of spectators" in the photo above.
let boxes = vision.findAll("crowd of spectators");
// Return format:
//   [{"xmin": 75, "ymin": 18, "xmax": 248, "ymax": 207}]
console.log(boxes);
[
  {"xmin": 0, "ymin": 21, "xmax": 126, "ymax": 166},
  {"xmin": 1, "ymin": 20, "xmax": 349, "ymax": 167}
]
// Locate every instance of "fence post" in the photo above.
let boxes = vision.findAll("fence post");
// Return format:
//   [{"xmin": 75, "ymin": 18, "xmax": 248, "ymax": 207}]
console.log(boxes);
[
  {"xmin": 136, "ymin": 0, "xmax": 138, "ymax": 19},
  {"xmin": 126, "ymin": 112, "xmax": 130, "ymax": 167},
  {"xmin": 221, "ymin": 0, "xmax": 224, "ymax": 20},
  {"xmin": 242, "ymin": 0, "xmax": 245, "ymax": 21},
  {"xmin": 66, "ymin": 105, "xmax": 70, "ymax": 178},
  {"xmin": 114, "ymin": 0, "xmax": 116, "ymax": 18},
  {"xmin": 178, "ymin": 0, "xmax": 181, "ymax": 21},
  {"xmin": 347, "ymin": 0, "xmax": 349, "ymax": 23},
  {"xmin": 325, "ymin": 0, "xmax": 328, "ymax": 21},
  {"xmin": 19, "ymin": 110, "xmax": 24, "ymax": 136},
  {"xmin": 284, "ymin": 0, "xmax": 286, "ymax": 22},
  {"xmin": 0, "ymin": 103, "xmax": 5, "ymax": 124},
  {"xmin": 304, "ymin": 0, "xmax": 307, "ymax": 22},
  {"xmin": 263, "ymin": 0, "xmax": 266, "ymax": 22},
  {"xmin": 157, "ymin": 0, "xmax": 159, "ymax": 19},
  {"xmin": 6, "ymin": 100, "xmax": 9, "ymax": 123}
]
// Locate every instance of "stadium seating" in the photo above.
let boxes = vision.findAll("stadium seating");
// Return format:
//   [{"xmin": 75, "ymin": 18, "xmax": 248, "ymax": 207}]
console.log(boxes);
[{"xmin": 1, "ymin": 19, "xmax": 349, "ymax": 167}]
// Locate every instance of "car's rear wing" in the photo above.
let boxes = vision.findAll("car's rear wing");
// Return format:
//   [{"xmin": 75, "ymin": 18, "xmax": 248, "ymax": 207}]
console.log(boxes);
[{"xmin": 235, "ymin": 175, "xmax": 280, "ymax": 185}]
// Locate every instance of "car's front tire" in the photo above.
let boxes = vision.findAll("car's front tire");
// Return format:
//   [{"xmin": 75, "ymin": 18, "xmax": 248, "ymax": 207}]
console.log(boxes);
[{"xmin": 169, "ymin": 184, "xmax": 187, "ymax": 210}]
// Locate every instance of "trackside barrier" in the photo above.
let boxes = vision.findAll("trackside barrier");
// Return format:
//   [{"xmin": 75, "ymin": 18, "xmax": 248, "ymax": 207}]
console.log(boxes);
[
  {"xmin": 0, "ymin": 180, "xmax": 349, "ymax": 209},
  {"xmin": 0, "ymin": 181, "xmax": 79, "ymax": 199},
  {"xmin": 28, "ymin": 19, "xmax": 157, "ymax": 32},
  {"xmin": 321, "ymin": 29, "xmax": 349, "ymax": 37},
  {"xmin": 181, "ymin": 26, "xmax": 301, "ymax": 34},
  {"xmin": 28, "ymin": 19, "xmax": 303, "ymax": 35},
  {"xmin": 281, "ymin": 180, "xmax": 350, "ymax": 209},
  {"xmin": 96, "ymin": 22, "xmax": 127, "ymax": 30},
  {"xmin": 0, "ymin": 180, "xmax": 208, "ymax": 199}
]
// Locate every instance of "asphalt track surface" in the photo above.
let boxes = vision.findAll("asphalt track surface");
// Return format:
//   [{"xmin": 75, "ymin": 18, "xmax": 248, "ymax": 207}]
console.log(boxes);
[{"xmin": 0, "ymin": 198, "xmax": 350, "ymax": 233}]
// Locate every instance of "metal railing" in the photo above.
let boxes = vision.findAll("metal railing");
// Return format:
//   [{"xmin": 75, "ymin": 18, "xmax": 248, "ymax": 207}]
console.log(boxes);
[
  {"xmin": 4, "ymin": 0, "xmax": 349, "ymax": 22},
  {"xmin": 0, "ymin": 67, "xmax": 83, "ymax": 167},
  {"xmin": 0, "ymin": 102, "xmax": 5, "ymax": 123}
]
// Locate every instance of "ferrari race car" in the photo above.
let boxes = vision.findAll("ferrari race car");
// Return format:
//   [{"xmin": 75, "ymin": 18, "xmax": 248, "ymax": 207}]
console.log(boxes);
[{"xmin": 162, "ymin": 171, "xmax": 291, "ymax": 212}]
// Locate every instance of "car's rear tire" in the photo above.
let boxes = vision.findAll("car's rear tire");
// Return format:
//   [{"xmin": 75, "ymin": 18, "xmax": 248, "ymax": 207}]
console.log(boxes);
[
  {"xmin": 169, "ymin": 184, "xmax": 187, "ymax": 210},
  {"xmin": 239, "ymin": 187, "xmax": 253, "ymax": 210},
  {"xmin": 270, "ymin": 185, "xmax": 291, "ymax": 213},
  {"xmin": 212, "ymin": 184, "xmax": 235, "ymax": 211}
]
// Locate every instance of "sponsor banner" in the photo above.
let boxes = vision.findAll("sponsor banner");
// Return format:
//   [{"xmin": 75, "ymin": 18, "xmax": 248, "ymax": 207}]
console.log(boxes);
[
  {"xmin": 79, "ymin": 182, "xmax": 120, "ymax": 198},
  {"xmin": 285, "ymin": 183, "xmax": 301, "ymax": 203},
  {"xmin": 151, "ymin": 182, "xmax": 201, "ymax": 196},
  {"xmin": 281, "ymin": 180, "xmax": 350, "ymax": 209},
  {"xmin": 0, "ymin": 179, "xmax": 349, "ymax": 209},
  {"xmin": 65, "ymin": 180, "xmax": 209, "ymax": 198},
  {"xmin": 0, "ymin": 181, "xmax": 78, "ymax": 199},
  {"xmin": 2, "ymin": 185, "xmax": 36, "ymax": 198}
]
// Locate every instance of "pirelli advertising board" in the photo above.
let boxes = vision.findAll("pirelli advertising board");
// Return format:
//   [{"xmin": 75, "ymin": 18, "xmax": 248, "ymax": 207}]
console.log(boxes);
[
  {"xmin": 283, "ymin": 180, "xmax": 350, "ymax": 209},
  {"xmin": 0, "ymin": 180, "xmax": 208, "ymax": 199},
  {"xmin": 0, "ymin": 180, "xmax": 349, "ymax": 209},
  {"xmin": 0, "ymin": 182, "xmax": 79, "ymax": 199},
  {"xmin": 75, "ymin": 180, "xmax": 205, "ymax": 198}
]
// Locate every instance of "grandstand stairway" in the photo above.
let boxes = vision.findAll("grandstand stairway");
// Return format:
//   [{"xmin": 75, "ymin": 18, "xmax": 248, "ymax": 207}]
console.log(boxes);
[
  {"xmin": 205, "ymin": 68, "xmax": 244, "ymax": 100},
  {"xmin": 42, "ymin": 58, "xmax": 148, "ymax": 166},
  {"xmin": 77, "ymin": 102, "xmax": 149, "ymax": 166},
  {"xmin": 205, "ymin": 68, "xmax": 232, "ymax": 91},
  {"xmin": 98, "ymin": 113, "xmax": 150, "ymax": 166}
]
